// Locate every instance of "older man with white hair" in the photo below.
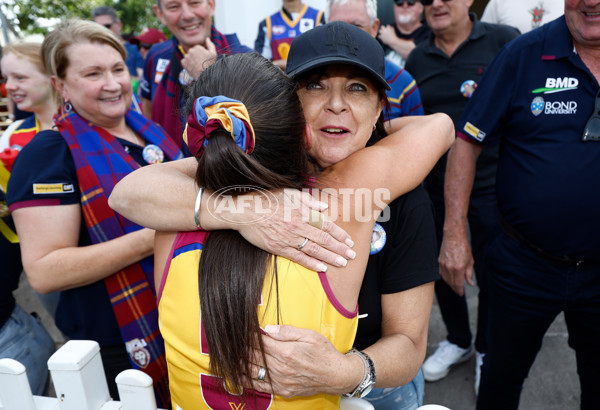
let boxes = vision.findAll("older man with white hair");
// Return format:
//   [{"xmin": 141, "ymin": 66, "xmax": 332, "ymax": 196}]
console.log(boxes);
[{"xmin": 328, "ymin": 0, "xmax": 424, "ymax": 118}]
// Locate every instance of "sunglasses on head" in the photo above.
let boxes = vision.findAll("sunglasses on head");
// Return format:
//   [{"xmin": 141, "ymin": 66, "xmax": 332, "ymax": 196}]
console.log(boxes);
[
  {"xmin": 582, "ymin": 90, "xmax": 600, "ymax": 142},
  {"xmin": 419, "ymin": 0, "xmax": 452, "ymax": 5},
  {"xmin": 394, "ymin": 0, "xmax": 418, "ymax": 5}
]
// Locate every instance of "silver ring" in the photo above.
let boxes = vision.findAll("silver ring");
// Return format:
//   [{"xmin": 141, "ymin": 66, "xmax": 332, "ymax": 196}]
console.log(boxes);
[
  {"xmin": 298, "ymin": 237, "xmax": 309, "ymax": 250},
  {"xmin": 257, "ymin": 367, "xmax": 266, "ymax": 382}
]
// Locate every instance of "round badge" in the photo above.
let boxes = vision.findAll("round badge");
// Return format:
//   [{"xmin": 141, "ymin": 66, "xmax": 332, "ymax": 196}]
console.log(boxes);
[
  {"xmin": 142, "ymin": 144, "xmax": 165, "ymax": 164},
  {"xmin": 179, "ymin": 68, "xmax": 195, "ymax": 86},
  {"xmin": 460, "ymin": 80, "xmax": 477, "ymax": 98},
  {"xmin": 369, "ymin": 222, "xmax": 387, "ymax": 255}
]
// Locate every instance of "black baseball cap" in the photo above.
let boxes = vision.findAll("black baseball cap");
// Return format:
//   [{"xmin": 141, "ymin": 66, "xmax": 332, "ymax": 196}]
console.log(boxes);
[{"xmin": 286, "ymin": 21, "xmax": 390, "ymax": 91}]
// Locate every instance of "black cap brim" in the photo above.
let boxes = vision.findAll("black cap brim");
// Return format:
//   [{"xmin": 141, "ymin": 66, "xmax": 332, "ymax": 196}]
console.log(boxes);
[{"xmin": 287, "ymin": 55, "xmax": 391, "ymax": 91}]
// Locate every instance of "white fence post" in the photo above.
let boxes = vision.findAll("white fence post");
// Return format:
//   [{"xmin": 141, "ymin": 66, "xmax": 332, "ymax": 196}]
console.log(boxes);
[
  {"xmin": 0, "ymin": 359, "xmax": 37, "ymax": 410},
  {"xmin": 47, "ymin": 340, "xmax": 110, "ymax": 410},
  {"xmin": 115, "ymin": 369, "xmax": 157, "ymax": 410}
]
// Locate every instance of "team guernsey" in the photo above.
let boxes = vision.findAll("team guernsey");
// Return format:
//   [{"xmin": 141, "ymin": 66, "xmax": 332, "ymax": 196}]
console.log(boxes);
[
  {"xmin": 256, "ymin": 5, "xmax": 325, "ymax": 61},
  {"xmin": 158, "ymin": 230, "xmax": 358, "ymax": 409},
  {"xmin": 385, "ymin": 60, "xmax": 423, "ymax": 119},
  {"xmin": 3, "ymin": 115, "xmax": 39, "ymax": 151},
  {"xmin": 456, "ymin": 16, "xmax": 600, "ymax": 260}
]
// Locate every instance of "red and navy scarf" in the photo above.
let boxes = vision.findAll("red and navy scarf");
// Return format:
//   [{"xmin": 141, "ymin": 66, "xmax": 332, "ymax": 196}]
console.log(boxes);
[
  {"xmin": 56, "ymin": 109, "xmax": 183, "ymax": 408},
  {"xmin": 152, "ymin": 26, "xmax": 232, "ymax": 147}
]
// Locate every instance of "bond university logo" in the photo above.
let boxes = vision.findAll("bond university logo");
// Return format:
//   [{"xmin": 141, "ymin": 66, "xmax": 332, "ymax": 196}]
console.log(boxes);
[
  {"xmin": 531, "ymin": 77, "xmax": 579, "ymax": 116},
  {"xmin": 531, "ymin": 97, "xmax": 544, "ymax": 116}
]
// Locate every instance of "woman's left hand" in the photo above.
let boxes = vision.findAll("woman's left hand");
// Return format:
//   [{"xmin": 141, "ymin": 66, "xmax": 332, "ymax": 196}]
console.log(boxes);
[
  {"xmin": 246, "ymin": 325, "xmax": 362, "ymax": 397},
  {"xmin": 231, "ymin": 189, "xmax": 356, "ymax": 272}
]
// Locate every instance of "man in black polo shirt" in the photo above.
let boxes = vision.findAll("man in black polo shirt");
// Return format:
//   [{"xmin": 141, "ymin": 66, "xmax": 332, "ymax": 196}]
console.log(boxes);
[{"xmin": 405, "ymin": 0, "xmax": 518, "ymax": 395}]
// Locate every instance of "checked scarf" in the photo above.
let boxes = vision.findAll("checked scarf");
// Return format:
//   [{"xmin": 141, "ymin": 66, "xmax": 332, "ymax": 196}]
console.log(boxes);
[
  {"xmin": 56, "ymin": 108, "xmax": 183, "ymax": 408},
  {"xmin": 152, "ymin": 26, "xmax": 232, "ymax": 146}
]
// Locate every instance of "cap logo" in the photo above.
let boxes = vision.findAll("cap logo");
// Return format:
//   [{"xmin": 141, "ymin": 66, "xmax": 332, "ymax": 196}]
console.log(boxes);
[{"xmin": 325, "ymin": 25, "xmax": 358, "ymax": 56}]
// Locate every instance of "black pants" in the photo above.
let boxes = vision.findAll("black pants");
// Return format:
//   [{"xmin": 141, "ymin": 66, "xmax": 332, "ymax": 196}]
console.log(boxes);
[
  {"xmin": 100, "ymin": 344, "xmax": 131, "ymax": 400},
  {"xmin": 477, "ymin": 231, "xmax": 600, "ymax": 410},
  {"xmin": 428, "ymin": 186, "xmax": 499, "ymax": 354}
]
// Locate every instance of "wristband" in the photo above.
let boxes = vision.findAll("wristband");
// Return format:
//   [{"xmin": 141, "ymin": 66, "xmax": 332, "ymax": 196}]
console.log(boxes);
[{"xmin": 194, "ymin": 187, "xmax": 204, "ymax": 229}]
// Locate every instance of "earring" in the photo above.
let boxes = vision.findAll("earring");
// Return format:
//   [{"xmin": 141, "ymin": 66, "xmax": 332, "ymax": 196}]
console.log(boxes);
[
  {"xmin": 373, "ymin": 124, "xmax": 376, "ymax": 130},
  {"xmin": 64, "ymin": 100, "xmax": 72, "ymax": 113}
]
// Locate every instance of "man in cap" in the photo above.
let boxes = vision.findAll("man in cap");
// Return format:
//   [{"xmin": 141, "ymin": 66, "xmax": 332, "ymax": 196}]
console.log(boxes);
[{"xmin": 130, "ymin": 27, "xmax": 168, "ymax": 60}]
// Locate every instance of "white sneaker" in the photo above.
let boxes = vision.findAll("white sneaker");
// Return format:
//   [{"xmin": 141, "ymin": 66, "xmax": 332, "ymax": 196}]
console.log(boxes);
[
  {"xmin": 423, "ymin": 340, "xmax": 474, "ymax": 382},
  {"xmin": 474, "ymin": 351, "xmax": 485, "ymax": 396}
]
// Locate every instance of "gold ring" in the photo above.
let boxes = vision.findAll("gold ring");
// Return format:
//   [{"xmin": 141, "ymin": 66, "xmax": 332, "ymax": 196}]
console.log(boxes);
[{"xmin": 308, "ymin": 210, "xmax": 325, "ymax": 230}]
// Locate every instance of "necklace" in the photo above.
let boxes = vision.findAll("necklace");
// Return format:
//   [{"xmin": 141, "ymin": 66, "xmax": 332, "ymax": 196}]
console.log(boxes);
[{"xmin": 125, "ymin": 126, "xmax": 143, "ymax": 146}]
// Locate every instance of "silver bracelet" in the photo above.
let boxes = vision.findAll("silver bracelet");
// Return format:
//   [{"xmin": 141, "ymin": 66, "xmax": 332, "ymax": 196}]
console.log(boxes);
[{"xmin": 194, "ymin": 187, "xmax": 204, "ymax": 229}]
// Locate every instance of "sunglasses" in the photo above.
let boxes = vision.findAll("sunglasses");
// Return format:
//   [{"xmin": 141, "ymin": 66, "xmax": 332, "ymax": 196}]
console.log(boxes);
[
  {"xmin": 582, "ymin": 90, "xmax": 600, "ymax": 142},
  {"xmin": 419, "ymin": 0, "xmax": 452, "ymax": 5},
  {"xmin": 394, "ymin": 0, "xmax": 418, "ymax": 5},
  {"xmin": 102, "ymin": 22, "xmax": 114, "ymax": 29},
  {"xmin": 140, "ymin": 43, "xmax": 152, "ymax": 50}
]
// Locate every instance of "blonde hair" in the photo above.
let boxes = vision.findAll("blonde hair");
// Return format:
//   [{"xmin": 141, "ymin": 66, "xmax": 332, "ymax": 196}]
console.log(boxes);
[
  {"xmin": 42, "ymin": 19, "xmax": 127, "ymax": 104},
  {"xmin": 2, "ymin": 42, "xmax": 45, "ymax": 74}
]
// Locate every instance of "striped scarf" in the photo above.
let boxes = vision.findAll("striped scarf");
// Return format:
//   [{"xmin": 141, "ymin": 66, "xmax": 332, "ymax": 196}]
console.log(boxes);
[
  {"xmin": 152, "ymin": 26, "xmax": 232, "ymax": 146},
  {"xmin": 56, "ymin": 108, "xmax": 183, "ymax": 408}
]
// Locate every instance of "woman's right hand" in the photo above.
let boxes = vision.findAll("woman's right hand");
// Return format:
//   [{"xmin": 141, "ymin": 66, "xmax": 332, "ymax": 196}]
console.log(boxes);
[{"xmin": 223, "ymin": 189, "xmax": 356, "ymax": 272}]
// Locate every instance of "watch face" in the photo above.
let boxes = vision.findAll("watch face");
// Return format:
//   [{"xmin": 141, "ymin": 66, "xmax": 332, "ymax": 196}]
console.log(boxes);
[{"xmin": 359, "ymin": 380, "xmax": 376, "ymax": 398}]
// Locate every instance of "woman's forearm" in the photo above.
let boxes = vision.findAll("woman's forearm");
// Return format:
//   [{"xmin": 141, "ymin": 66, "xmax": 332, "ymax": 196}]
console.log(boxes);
[
  {"xmin": 367, "ymin": 284, "xmax": 433, "ymax": 387},
  {"xmin": 109, "ymin": 158, "xmax": 199, "ymax": 231},
  {"xmin": 23, "ymin": 228, "xmax": 154, "ymax": 294}
]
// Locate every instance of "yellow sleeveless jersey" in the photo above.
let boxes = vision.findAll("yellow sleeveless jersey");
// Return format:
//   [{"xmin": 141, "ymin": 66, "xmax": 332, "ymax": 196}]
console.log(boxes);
[{"xmin": 158, "ymin": 230, "xmax": 358, "ymax": 409}]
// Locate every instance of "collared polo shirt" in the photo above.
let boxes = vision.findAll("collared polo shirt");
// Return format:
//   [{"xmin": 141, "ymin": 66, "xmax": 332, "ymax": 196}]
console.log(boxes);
[
  {"xmin": 457, "ymin": 16, "xmax": 600, "ymax": 260},
  {"xmin": 406, "ymin": 13, "xmax": 519, "ymax": 193}
]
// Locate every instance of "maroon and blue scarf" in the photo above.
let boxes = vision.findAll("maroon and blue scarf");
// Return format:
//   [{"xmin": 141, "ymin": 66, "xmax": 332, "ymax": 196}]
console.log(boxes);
[
  {"xmin": 152, "ymin": 26, "xmax": 232, "ymax": 146},
  {"xmin": 56, "ymin": 108, "xmax": 183, "ymax": 408}
]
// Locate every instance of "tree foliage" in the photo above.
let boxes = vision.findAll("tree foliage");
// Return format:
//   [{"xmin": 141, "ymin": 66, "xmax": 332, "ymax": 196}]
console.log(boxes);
[{"xmin": 7, "ymin": 0, "xmax": 163, "ymax": 37}]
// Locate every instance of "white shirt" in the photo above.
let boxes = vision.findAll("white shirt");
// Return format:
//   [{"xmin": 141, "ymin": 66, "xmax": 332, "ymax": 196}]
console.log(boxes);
[{"xmin": 481, "ymin": 0, "xmax": 564, "ymax": 34}]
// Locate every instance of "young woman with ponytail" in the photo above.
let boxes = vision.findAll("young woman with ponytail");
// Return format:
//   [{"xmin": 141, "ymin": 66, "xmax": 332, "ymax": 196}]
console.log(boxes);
[{"xmin": 152, "ymin": 42, "xmax": 453, "ymax": 408}]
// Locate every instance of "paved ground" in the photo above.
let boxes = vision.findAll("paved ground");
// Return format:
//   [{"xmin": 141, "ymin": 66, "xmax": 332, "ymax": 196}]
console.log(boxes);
[
  {"xmin": 422, "ymin": 284, "xmax": 580, "ymax": 410},
  {"xmin": 15, "ymin": 274, "xmax": 580, "ymax": 409}
]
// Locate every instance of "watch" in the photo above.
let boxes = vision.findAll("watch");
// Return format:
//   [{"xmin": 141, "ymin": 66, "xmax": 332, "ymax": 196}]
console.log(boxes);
[{"xmin": 343, "ymin": 348, "xmax": 376, "ymax": 398}]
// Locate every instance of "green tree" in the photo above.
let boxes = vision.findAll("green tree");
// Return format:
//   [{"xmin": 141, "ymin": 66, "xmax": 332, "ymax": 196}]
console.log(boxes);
[{"xmin": 7, "ymin": 0, "xmax": 163, "ymax": 37}]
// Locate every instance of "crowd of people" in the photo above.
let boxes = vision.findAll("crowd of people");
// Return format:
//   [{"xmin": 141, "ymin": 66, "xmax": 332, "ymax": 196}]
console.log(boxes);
[{"xmin": 1, "ymin": 1, "xmax": 598, "ymax": 409}]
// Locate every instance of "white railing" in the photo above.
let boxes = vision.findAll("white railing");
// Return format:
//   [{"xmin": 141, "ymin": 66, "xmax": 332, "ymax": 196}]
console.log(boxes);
[
  {"xmin": 0, "ymin": 340, "xmax": 379, "ymax": 410},
  {"xmin": 0, "ymin": 340, "xmax": 161, "ymax": 410}
]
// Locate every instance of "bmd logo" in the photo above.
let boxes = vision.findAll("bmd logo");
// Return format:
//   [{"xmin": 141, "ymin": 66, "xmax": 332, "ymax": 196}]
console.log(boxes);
[{"xmin": 532, "ymin": 77, "xmax": 579, "ymax": 94}]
